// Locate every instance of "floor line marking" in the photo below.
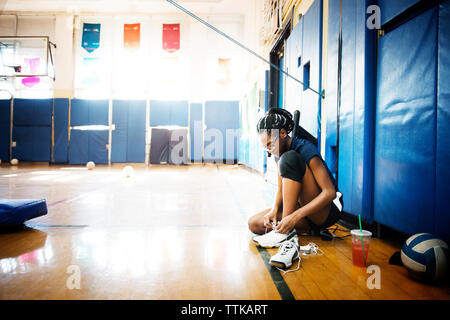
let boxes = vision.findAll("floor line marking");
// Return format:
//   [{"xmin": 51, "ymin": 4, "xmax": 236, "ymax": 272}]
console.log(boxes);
[{"xmin": 216, "ymin": 165, "xmax": 296, "ymax": 300}]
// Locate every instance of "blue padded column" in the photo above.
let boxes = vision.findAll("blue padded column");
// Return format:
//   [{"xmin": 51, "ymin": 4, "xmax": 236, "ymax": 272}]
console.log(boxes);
[
  {"xmin": 53, "ymin": 98, "xmax": 69, "ymax": 163},
  {"xmin": 300, "ymin": 0, "xmax": 322, "ymax": 140},
  {"xmin": 278, "ymin": 57, "xmax": 284, "ymax": 109},
  {"xmin": 238, "ymin": 100, "xmax": 244, "ymax": 164},
  {"xmin": 88, "ymin": 130, "xmax": 109, "ymax": 164},
  {"xmin": 378, "ymin": 0, "xmax": 422, "ymax": 25},
  {"xmin": 111, "ymin": 100, "xmax": 146, "ymax": 163},
  {"xmin": 168, "ymin": 128, "xmax": 188, "ymax": 165},
  {"xmin": 69, "ymin": 130, "xmax": 89, "ymax": 164},
  {"xmin": 374, "ymin": 8, "xmax": 437, "ymax": 235},
  {"xmin": 204, "ymin": 101, "xmax": 239, "ymax": 163},
  {"xmin": 284, "ymin": 17, "xmax": 303, "ymax": 116},
  {"xmin": 325, "ymin": 0, "xmax": 340, "ymax": 176},
  {"xmin": 352, "ymin": 0, "xmax": 377, "ymax": 221},
  {"xmin": 0, "ymin": 99, "xmax": 11, "ymax": 161},
  {"xmin": 150, "ymin": 100, "xmax": 170, "ymax": 126},
  {"xmin": 12, "ymin": 126, "xmax": 33, "ymax": 161},
  {"xmin": 12, "ymin": 99, "xmax": 52, "ymax": 162},
  {"xmin": 263, "ymin": 69, "xmax": 269, "ymax": 173},
  {"xmin": 13, "ymin": 127, "xmax": 51, "ymax": 162},
  {"xmin": 69, "ymin": 130, "xmax": 108, "ymax": 164},
  {"xmin": 70, "ymin": 99, "xmax": 109, "ymax": 126},
  {"xmin": 337, "ymin": 0, "xmax": 356, "ymax": 215},
  {"xmin": 111, "ymin": 100, "xmax": 128, "ymax": 163},
  {"xmin": 13, "ymin": 98, "xmax": 52, "ymax": 127},
  {"xmin": 149, "ymin": 128, "xmax": 169, "ymax": 164},
  {"xmin": 127, "ymin": 100, "xmax": 146, "ymax": 162},
  {"xmin": 69, "ymin": 99, "xmax": 109, "ymax": 165},
  {"xmin": 190, "ymin": 103, "xmax": 203, "ymax": 162},
  {"xmin": 326, "ymin": 0, "xmax": 377, "ymax": 221},
  {"xmin": 150, "ymin": 100, "xmax": 188, "ymax": 127},
  {"xmin": 436, "ymin": 0, "xmax": 450, "ymax": 241}
]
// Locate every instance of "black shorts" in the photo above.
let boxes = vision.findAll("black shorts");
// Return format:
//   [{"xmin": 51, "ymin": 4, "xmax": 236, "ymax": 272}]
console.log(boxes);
[{"xmin": 303, "ymin": 197, "xmax": 343, "ymax": 232}]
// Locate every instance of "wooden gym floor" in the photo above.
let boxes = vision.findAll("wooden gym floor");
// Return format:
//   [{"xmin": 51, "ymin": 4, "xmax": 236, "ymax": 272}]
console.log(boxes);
[{"xmin": 0, "ymin": 163, "xmax": 449, "ymax": 300}]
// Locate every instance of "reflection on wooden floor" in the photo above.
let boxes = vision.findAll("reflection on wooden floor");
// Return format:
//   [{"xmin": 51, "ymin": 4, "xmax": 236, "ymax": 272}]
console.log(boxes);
[{"xmin": 0, "ymin": 163, "xmax": 449, "ymax": 299}]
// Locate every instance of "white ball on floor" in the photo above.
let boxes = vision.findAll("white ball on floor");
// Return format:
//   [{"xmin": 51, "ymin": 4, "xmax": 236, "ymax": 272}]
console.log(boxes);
[
  {"xmin": 10, "ymin": 158, "xmax": 18, "ymax": 166},
  {"xmin": 86, "ymin": 161, "xmax": 95, "ymax": 170},
  {"xmin": 123, "ymin": 165, "xmax": 134, "ymax": 178}
]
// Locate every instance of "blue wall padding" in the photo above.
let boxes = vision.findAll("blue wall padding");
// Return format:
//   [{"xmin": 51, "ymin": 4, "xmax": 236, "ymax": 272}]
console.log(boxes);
[
  {"xmin": 374, "ymin": 8, "xmax": 438, "ymax": 236},
  {"xmin": 436, "ymin": 0, "xmax": 450, "ymax": 241},
  {"xmin": 238, "ymin": 74, "xmax": 268, "ymax": 173},
  {"xmin": 126, "ymin": 101, "xmax": 146, "ymax": 162},
  {"xmin": 111, "ymin": 100, "xmax": 146, "ymax": 163},
  {"xmin": 89, "ymin": 130, "xmax": 109, "ymax": 164},
  {"xmin": 238, "ymin": 74, "xmax": 267, "ymax": 173},
  {"xmin": 70, "ymin": 99, "xmax": 109, "ymax": 126},
  {"xmin": 278, "ymin": 57, "xmax": 284, "ymax": 108},
  {"xmin": 13, "ymin": 99, "xmax": 52, "ymax": 126},
  {"xmin": 285, "ymin": 15, "xmax": 303, "ymax": 113},
  {"xmin": 168, "ymin": 129, "xmax": 188, "ymax": 165},
  {"xmin": 204, "ymin": 101, "xmax": 239, "ymax": 162},
  {"xmin": 0, "ymin": 198, "xmax": 47, "ymax": 226},
  {"xmin": 264, "ymin": 70, "xmax": 269, "ymax": 173},
  {"xmin": 53, "ymin": 98, "xmax": 69, "ymax": 163},
  {"xmin": 325, "ymin": 0, "xmax": 339, "ymax": 174},
  {"xmin": 111, "ymin": 101, "xmax": 127, "ymax": 162},
  {"xmin": 326, "ymin": 0, "xmax": 377, "ymax": 221},
  {"xmin": 300, "ymin": 0, "xmax": 322, "ymax": 143},
  {"xmin": 189, "ymin": 103, "xmax": 203, "ymax": 162},
  {"xmin": 338, "ymin": 0, "xmax": 357, "ymax": 218},
  {"xmin": 150, "ymin": 128, "xmax": 169, "ymax": 164},
  {"xmin": 69, "ymin": 130, "xmax": 88, "ymax": 164},
  {"xmin": 69, "ymin": 130, "xmax": 108, "ymax": 164},
  {"xmin": 11, "ymin": 99, "xmax": 52, "ymax": 162},
  {"xmin": 150, "ymin": 100, "xmax": 188, "ymax": 127},
  {"xmin": 13, "ymin": 126, "xmax": 51, "ymax": 161},
  {"xmin": 354, "ymin": 0, "xmax": 377, "ymax": 222},
  {"xmin": 0, "ymin": 99, "xmax": 10, "ymax": 161},
  {"xmin": 379, "ymin": 0, "xmax": 422, "ymax": 25}
]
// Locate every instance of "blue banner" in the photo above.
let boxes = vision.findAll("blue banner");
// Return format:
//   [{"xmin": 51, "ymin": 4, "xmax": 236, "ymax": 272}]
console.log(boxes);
[{"xmin": 82, "ymin": 23, "xmax": 101, "ymax": 53}]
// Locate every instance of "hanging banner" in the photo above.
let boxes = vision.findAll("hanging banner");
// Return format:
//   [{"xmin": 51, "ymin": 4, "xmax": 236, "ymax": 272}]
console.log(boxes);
[
  {"xmin": 82, "ymin": 23, "xmax": 101, "ymax": 53},
  {"xmin": 162, "ymin": 24, "xmax": 180, "ymax": 53},
  {"xmin": 124, "ymin": 23, "xmax": 141, "ymax": 50}
]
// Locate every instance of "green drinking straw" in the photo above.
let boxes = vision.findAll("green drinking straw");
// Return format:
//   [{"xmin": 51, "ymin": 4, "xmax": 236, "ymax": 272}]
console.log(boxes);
[{"xmin": 358, "ymin": 214, "xmax": 367, "ymax": 267}]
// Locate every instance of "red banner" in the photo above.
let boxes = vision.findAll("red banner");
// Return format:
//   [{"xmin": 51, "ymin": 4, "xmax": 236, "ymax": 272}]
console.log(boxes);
[
  {"xmin": 124, "ymin": 23, "xmax": 141, "ymax": 50},
  {"xmin": 162, "ymin": 24, "xmax": 180, "ymax": 53}
]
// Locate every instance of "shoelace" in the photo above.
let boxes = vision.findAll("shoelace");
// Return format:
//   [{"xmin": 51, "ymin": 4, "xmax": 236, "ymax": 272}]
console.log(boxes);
[
  {"xmin": 276, "ymin": 242, "xmax": 324, "ymax": 275},
  {"xmin": 275, "ymin": 239, "xmax": 301, "ymax": 275}
]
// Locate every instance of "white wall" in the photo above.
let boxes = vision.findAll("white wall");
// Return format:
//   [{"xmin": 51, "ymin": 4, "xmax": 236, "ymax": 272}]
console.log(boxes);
[{"xmin": 0, "ymin": 0, "xmax": 264, "ymax": 101}]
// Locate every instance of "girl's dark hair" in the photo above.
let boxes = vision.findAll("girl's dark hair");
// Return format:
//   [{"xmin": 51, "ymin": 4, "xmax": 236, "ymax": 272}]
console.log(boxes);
[
  {"xmin": 256, "ymin": 108, "xmax": 294, "ymax": 134},
  {"xmin": 257, "ymin": 107, "xmax": 318, "ymax": 146}
]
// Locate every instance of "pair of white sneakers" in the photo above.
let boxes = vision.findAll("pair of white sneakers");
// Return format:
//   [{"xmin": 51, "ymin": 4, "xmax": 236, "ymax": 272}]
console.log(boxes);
[{"xmin": 253, "ymin": 228, "xmax": 300, "ymax": 272}]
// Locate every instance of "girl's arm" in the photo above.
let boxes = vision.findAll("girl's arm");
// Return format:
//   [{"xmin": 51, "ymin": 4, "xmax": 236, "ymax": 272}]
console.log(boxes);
[
  {"xmin": 273, "ymin": 171, "xmax": 283, "ymax": 211},
  {"xmin": 275, "ymin": 156, "xmax": 336, "ymax": 233},
  {"xmin": 264, "ymin": 166, "xmax": 284, "ymax": 229}
]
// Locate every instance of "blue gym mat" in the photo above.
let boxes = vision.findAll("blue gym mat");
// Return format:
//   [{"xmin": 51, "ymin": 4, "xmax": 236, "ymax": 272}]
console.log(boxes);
[{"xmin": 0, "ymin": 198, "xmax": 47, "ymax": 226}]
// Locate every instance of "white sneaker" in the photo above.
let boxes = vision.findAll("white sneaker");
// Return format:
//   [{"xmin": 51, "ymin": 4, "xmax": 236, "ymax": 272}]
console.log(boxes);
[
  {"xmin": 269, "ymin": 236, "xmax": 300, "ymax": 271},
  {"xmin": 252, "ymin": 228, "xmax": 297, "ymax": 248}
]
